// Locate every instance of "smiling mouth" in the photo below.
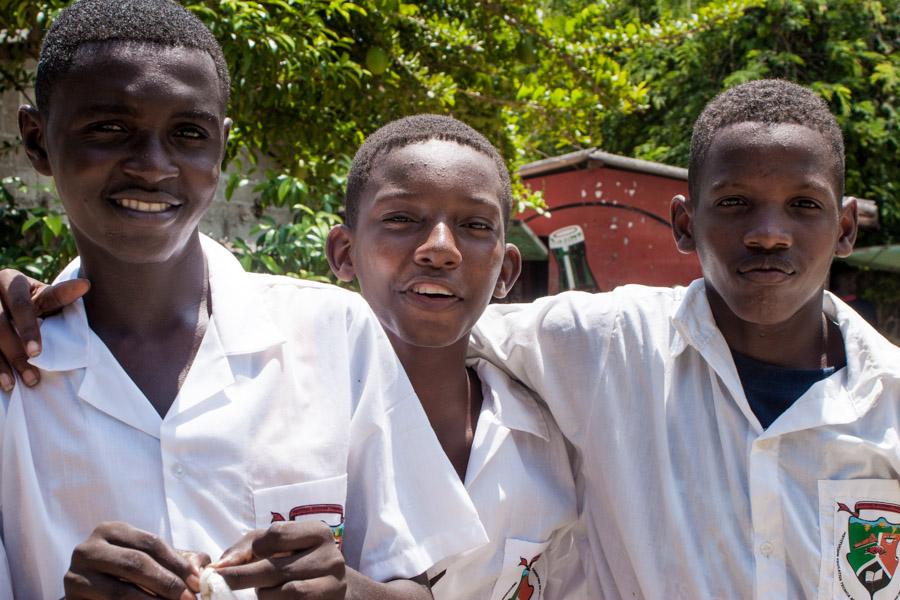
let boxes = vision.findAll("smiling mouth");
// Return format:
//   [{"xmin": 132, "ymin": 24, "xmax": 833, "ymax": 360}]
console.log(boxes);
[
  {"xmin": 409, "ymin": 283, "xmax": 457, "ymax": 299},
  {"xmin": 113, "ymin": 198, "xmax": 174, "ymax": 213}
]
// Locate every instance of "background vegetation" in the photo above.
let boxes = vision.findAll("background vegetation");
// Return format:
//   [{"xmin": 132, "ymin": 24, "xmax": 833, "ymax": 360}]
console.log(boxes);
[{"xmin": 1, "ymin": 0, "xmax": 898, "ymax": 294}]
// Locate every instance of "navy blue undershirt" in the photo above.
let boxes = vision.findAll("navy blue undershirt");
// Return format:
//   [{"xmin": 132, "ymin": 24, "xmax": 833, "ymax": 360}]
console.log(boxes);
[{"xmin": 731, "ymin": 351, "xmax": 839, "ymax": 429}]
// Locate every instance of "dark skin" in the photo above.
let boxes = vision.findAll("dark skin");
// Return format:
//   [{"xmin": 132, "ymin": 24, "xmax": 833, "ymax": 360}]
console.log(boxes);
[
  {"xmin": 327, "ymin": 139, "xmax": 521, "ymax": 478},
  {"xmin": 671, "ymin": 122, "xmax": 857, "ymax": 369},
  {"xmin": 19, "ymin": 43, "xmax": 226, "ymax": 415},
  {"xmin": 12, "ymin": 40, "xmax": 428, "ymax": 600}
]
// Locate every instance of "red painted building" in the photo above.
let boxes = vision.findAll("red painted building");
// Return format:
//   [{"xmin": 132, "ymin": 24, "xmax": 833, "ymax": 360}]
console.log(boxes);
[
  {"xmin": 508, "ymin": 148, "xmax": 701, "ymax": 300},
  {"xmin": 505, "ymin": 148, "xmax": 880, "ymax": 303}
]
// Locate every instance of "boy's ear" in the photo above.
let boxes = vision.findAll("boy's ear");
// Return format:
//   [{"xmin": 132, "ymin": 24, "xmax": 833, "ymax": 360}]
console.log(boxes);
[
  {"xmin": 18, "ymin": 106, "xmax": 52, "ymax": 176},
  {"xmin": 493, "ymin": 243, "xmax": 522, "ymax": 299},
  {"xmin": 834, "ymin": 196, "xmax": 859, "ymax": 258},
  {"xmin": 326, "ymin": 224, "xmax": 357, "ymax": 282},
  {"xmin": 223, "ymin": 117, "xmax": 233, "ymax": 146},
  {"xmin": 670, "ymin": 194, "xmax": 696, "ymax": 254}
]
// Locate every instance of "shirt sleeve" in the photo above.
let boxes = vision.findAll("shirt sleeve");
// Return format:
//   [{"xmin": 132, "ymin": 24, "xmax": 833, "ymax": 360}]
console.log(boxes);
[
  {"xmin": 0, "ymin": 537, "xmax": 11, "ymax": 600},
  {"xmin": 469, "ymin": 291, "xmax": 619, "ymax": 442},
  {"xmin": 341, "ymin": 299, "xmax": 488, "ymax": 582}
]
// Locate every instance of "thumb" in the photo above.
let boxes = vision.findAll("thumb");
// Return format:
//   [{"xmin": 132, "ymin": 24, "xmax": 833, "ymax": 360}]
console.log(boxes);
[{"xmin": 33, "ymin": 278, "xmax": 90, "ymax": 317}]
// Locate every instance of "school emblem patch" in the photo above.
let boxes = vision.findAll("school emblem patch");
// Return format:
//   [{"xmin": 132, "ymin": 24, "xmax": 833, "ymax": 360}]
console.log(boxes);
[
  {"xmin": 835, "ymin": 501, "xmax": 900, "ymax": 599},
  {"xmin": 270, "ymin": 503, "xmax": 345, "ymax": 548},
  {"xmin": 500, "ymin": 555, "xmax": 542, "ymax": 600}
]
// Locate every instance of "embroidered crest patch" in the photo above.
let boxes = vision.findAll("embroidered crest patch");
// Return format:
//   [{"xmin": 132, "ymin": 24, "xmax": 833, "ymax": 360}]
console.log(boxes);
[
  {"xmin": 499, "ymin": 555, "xmax": 543, "ymax": 600},
  {"xmin": 271, "ymin": 503, "xmax": 345, "ymax": 548},
  {"xmin": 835, "ymin": 501, "xmax": 900, "ymax": 599}
]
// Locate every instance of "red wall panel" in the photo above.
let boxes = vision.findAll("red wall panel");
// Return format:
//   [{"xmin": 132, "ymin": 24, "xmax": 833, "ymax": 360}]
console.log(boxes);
[{"xmin": 521, "ymin": 166, "xmax": 702, "ymax": 294}]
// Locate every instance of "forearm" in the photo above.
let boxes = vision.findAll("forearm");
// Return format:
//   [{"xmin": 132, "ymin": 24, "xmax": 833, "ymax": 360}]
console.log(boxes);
[{"xmin": 345, "ymin": 568, "xmax": 432, "ymax": 600}]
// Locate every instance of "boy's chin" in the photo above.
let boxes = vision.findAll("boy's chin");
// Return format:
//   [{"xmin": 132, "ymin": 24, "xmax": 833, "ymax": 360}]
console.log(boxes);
[
  {"xmin": 706, "ymin": 284, "xmax": 811, "ymax": 329},
  {"xmin": 392, "ymin": 325, "xmax": 469, "ymax": 351}
]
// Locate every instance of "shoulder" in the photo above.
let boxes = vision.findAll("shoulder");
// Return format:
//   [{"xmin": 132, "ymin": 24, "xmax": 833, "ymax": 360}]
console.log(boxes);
[
  {"xmin": 241, "ymin": 273, "xmax": 370, "ymax": 320},
  {"xmin": 479, "ymin": 284, "xmax": 681, "ymax": 343}
]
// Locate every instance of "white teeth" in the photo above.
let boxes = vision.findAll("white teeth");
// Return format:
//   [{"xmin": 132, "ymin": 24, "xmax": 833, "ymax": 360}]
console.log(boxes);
[
  {"xmin": 116, "ymin": 198, "xmax": 170, "ymax": 213},
  {"xmin": 411, "ymin": 284, "xmax": 453, "ymax": 296}
]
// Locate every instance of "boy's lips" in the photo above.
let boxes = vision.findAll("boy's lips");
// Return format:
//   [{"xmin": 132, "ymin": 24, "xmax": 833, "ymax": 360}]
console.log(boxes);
[
  {"xmin": 108, "ymin": 190, "xmax": 181, "ymax": 214},
  {"xmin": 736, "ymin": 255, "xmax": 795, "ymax": 283},
  {"xmin": 401, "ymin": 279, "xmax": 462, "ymax": 308}
]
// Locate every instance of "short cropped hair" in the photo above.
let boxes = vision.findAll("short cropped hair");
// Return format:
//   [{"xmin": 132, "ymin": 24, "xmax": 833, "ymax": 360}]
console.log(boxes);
[
  {"xmin": 345, "ymin": 114, "xmax": 512, "ymax": 228},
  {"xmin": 35, "ymin": 0, "xmax": 230, "ymax": 112},
  {"xmin": 688, "ymin": 79, "xmax": 844, "ymax": 200}
]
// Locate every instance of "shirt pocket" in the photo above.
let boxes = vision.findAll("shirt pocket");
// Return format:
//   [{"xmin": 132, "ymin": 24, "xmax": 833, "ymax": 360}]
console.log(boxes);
[
  {"xmin": 252, "ymin": 474, "xmax": 348, "ymax": 546},
  {"xmin": 490, "ymin": 537, "xmax": 551, "ymax": 600},
  {"xmin": 817, "ymin": 479, "xmax": 900, "ymax": 600}
]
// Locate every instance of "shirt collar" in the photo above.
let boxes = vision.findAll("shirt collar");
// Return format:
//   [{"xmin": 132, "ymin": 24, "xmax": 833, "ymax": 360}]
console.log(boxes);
[
  {"xmin": 467, "ymin": 357, "xmax": 550, "ymax": 441},
  {"xmin": 30, "ymin": 234, "xmax": 285, "ymax": 373},
  {"xmin": 670, "ymin": 277, "xmax": 900, "ymax": 426}
]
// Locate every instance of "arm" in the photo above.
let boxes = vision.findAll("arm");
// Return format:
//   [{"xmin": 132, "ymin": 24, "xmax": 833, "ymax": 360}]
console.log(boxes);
[{"xmin": 0, "ymin": 269, "xmax": 88, "ymax": 390}]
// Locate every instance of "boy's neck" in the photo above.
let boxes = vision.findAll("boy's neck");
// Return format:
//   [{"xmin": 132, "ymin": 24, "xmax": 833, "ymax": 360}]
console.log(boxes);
[
  {"xmin": 76, "ymin": 232, "xmax": 211, "ymax": 416},
  {"xmin": 706, "ymin": 286, "xmax": 845, "ymax": 370},
  {"xmin": 387, "ymin": 334, "xmax": 482, "ymax": 481}
]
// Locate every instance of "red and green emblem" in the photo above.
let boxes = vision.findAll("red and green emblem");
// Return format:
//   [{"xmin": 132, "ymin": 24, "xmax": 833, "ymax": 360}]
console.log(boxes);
[
  {"xmin": 502, "ymin": 555, "xmax": 542, "ymax": 600},
  {"xmin": 839, "ymin": 502, "xmax": 900, "ymax": 599}
]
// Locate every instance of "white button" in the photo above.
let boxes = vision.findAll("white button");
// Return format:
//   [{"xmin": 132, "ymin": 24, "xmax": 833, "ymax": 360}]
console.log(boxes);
[
  {"xmin": 759, "ymin": 541, "xmax": 774, "ymax": 557},
  {"xmin": 172, "ymin": 463, "xmax": 185, "ymax": 478}
]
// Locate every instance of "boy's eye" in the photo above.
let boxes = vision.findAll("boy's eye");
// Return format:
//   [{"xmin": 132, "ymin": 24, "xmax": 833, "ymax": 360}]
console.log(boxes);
[
  {"xmin": 464, "ymin": 221, "xmax": 493, "ymax": 231},
  {"xmin": 175, "ymin": 125, "xmax": 208, "ymax": 140},
  {"xmin": 716, "ymin": 196, "xmax": 746, "ymax": 207},
  {"xmin": 791, "ymin": 197, "xmax": 822, "ymax": 209},
  {"xmin": 383, "ymin": 215, "xmax": 415, "ymax": 224},
  {"xmin": 89, "ymin": 122, "xmax": 126, "ymax": 134}
]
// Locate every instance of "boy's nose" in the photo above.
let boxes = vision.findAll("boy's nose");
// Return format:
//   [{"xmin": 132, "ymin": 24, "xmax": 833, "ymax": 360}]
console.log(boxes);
[
  {"xmin": 121, "ymin": 134, "xmax": 179, "ymax": 183},
  {"xmin": 414, "ymin": 223, "xmax": 462, "ymax": 268},
  {"xmin": 743, "ymin": 211, "xmax": 792, "ymax": 250}
]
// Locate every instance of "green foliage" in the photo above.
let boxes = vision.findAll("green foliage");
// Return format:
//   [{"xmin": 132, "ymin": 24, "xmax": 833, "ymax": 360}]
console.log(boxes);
[
  {"xmin": 0, "ymin": 177, "xmax": 76, "ymax": 280},
  {"xmin": 595, "ymin": 0, "xmax": 900, "ymax": 243},
  {"xmin": 1, "ymin": 0, "xmax": 897, "ymax": 285}
]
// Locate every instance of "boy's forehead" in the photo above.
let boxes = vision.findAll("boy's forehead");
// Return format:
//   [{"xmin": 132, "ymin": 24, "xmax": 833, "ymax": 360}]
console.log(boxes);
[
  {"xmin": 58, "ymin": 41, "xmax": 225, "ymax": 111},
  {"xmin": 701, "ymin": 122, "xmax": 841, "ymax": 190},
  {"xmin": 373, "ymin": 140, "xmax": 502, "ymax": 191}
]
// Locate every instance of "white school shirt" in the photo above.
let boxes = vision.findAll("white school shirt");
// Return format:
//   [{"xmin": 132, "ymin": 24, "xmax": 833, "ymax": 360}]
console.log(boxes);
[
  {"xmin": 0, "ymin": 236, "xmax": 487, "ymax": 600},
  {"xmin": 471, "ymin": 280, "xmax": 900, "ymax": 600},
  {"xmin": 427, "ymin": 358, "xmax": 586, "ymax": 600}
]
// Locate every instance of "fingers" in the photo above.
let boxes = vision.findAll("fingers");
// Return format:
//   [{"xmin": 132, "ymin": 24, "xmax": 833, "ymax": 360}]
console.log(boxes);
[
  {"xmin": 0, "ymin": 269, "xmax": 45, "ymax": 355},
  {"xmin": 33, "ymin": 277, "xmax": 90, "ymax": 316},
  {"xmin": 65, "ymin": 521, "xmax": 199, "ymax": 600},
  {"xmin": 0, "ymin": 271, "xmax": 87, "ymax": 392},
  {"xmin": 63, "ymin": 570, "xmax": 168, "ymax": 600},
  {"xmin": 252, "ymin": 520, "xmax": 335, "ymax": 559},
  {"xmin": 218, "ymin": 521, "xmax": 344, "ymax": 593},
  {"xmin": 0, "ymin": 311, "xmax": 35, "ymax": 392},
  {"xmin": 212, "ymin": 530, "xmax": 258, "ymax": 568},
  {"xmin": 180, "ymin": 550, "xmax": 212, "ymax": 591}
]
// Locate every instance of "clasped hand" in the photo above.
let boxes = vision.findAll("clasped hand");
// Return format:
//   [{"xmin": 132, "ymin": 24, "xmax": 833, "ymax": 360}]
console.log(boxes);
[{"xmin": 63, "ymin": 520, "xmax": 346, "ymax": 599}]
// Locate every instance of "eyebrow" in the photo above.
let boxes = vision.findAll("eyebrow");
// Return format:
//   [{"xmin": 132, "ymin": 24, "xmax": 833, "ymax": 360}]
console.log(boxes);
[
  {"xmin": 372, "ymin": 189, "xmax": 501, "ymax": 208},
  {"xmin": 709, "ymin": 179, "xmax": 833, "ymax": 194},
  {"xmin": 73, "ymin": 105, "xmax": 219, "ymax": 125},
  {"xmin": 74, "ymin": 104, "xmax": 137, "ymax": 118},
  {"xmin": 171, "ymin": 109, "xmax": 220, "ymax": 125}
]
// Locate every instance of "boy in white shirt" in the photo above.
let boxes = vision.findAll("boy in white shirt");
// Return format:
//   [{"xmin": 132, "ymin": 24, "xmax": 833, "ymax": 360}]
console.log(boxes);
[
  {"xmin": 326, "ymin": 115, "xmax": 586, "ymax": 599},
  {"xmin": 470, "ymin": 79, "xmax": 900, "ymax": 598},
  {"xmin": 0, "ymin": 1, "xmax": 485, "ymax": 598}
]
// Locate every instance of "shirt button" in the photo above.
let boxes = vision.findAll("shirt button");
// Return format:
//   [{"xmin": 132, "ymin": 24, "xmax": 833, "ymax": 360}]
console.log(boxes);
[
  {"xmin": 172, "ymin": 463, "xmax": 185, "ymax": 478},
  {"xmin": 759, "ymin": 541, "xmax": 774, "ymax": 557}
]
